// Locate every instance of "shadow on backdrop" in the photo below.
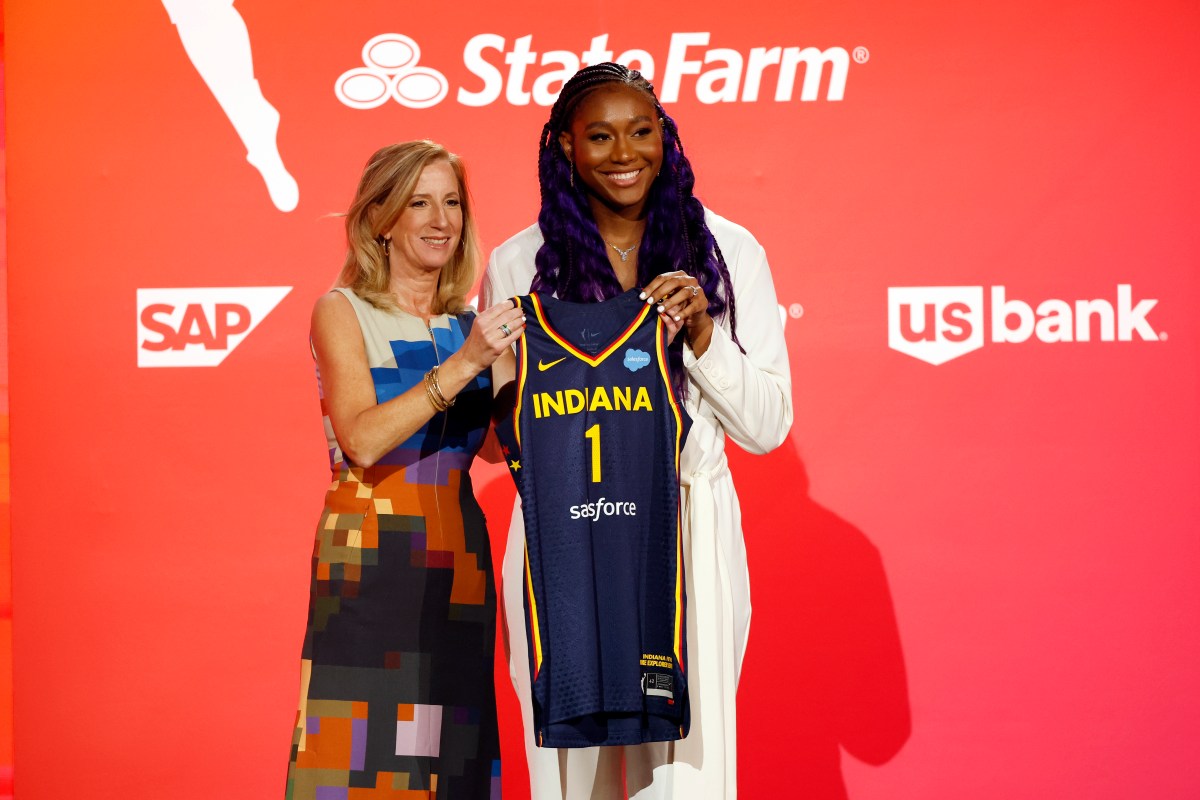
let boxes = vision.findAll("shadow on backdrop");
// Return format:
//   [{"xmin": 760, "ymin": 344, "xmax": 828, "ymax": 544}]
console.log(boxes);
[
  {"xmin": 731, "ymin": 440, "xmax": 911, "ymax": 799},
  {"xmin": 476, "ymin": 438, "xmax": 911, "ymax": 798}
]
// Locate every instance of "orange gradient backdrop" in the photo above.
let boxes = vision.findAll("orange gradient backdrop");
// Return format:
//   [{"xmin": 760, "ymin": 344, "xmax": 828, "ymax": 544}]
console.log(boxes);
[
  {"xmin": 1, "ymin": 6, "xmax": 12, "ymax": 799},
  {"xmin": 5, "ymin": 1, "xmax": 1199, "ymax": 798}
]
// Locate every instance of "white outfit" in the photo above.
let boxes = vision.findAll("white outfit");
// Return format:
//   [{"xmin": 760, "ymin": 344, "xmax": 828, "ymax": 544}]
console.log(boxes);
[{"xmin": 482, "ymin": 210, "xmax": 793, "ymax": 799}]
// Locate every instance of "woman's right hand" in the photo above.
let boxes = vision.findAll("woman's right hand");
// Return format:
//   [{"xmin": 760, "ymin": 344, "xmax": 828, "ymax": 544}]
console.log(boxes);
[{"xmin": 456, "ymin": 300, "xmax": 526, "ymax": 373}]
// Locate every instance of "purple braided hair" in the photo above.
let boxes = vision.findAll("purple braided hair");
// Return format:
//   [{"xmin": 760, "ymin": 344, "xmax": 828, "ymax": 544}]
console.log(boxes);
[{"xmin": 532, "ymin": 62, "xmax": 743, "ymax": 396}]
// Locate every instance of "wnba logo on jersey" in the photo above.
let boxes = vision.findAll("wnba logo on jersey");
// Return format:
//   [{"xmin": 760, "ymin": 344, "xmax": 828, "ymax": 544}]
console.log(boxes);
[
  {"xmin": 888, "ymin": 285, "xmax": 1161, "ymax": 365},
  {"xmin": 137, "ymin": 287, "xmax": 291, "ymax": 367}
]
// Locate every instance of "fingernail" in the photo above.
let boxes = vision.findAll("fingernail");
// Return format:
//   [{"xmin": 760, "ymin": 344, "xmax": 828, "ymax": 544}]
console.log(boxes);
[
  {"xmin": 657, "ymin": 305, "xmax": 664, "ymax": 313},
  {"xmin": 673, "ymin": 315, "xmax": 681, "ymax": 321},
  {"xmin": 646, "ymin": 296, "xmax": 654, "ymax": 304},
  {"xmin": 638, "ymin": 291, "xmax": 646, "ymax": 300}
]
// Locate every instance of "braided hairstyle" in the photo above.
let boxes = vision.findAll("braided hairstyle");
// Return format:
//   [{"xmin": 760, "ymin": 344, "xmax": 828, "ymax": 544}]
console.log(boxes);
[{"xmin": 533, "ymin": 62, "xmax": 742, "ymax": 394}]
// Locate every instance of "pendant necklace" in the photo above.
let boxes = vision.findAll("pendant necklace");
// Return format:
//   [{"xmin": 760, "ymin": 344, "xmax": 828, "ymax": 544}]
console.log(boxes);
[{"xmin": 607, "ymin": 241, "xmax": 639, "ymax": 262}]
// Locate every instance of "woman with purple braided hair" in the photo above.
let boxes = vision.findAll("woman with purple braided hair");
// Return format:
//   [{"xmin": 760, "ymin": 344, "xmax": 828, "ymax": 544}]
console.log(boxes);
[{"xmin": 483, "ymin": 62, "xmax": 793, "ymax": 799}]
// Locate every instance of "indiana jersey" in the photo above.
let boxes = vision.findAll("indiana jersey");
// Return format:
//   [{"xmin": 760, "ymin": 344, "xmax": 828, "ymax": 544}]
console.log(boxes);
[{"xmin": 497, "ymin": 290, "xmax": 691, "ymax": 748}]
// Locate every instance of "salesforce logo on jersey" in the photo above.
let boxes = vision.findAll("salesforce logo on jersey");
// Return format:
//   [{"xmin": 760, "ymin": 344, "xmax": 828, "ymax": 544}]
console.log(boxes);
[
  {"xmin": 624, "ymin": 349, "xmax": 652, "ymax": 372},
  {"xmin": 335, "ymin": 32, "xmax": 858, "ymax": 109}
]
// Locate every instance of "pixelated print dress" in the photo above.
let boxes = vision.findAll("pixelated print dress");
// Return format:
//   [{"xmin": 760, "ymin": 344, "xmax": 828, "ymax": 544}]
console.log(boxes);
[{"xmin": 286, "ymin": 288, "xmax": 500, "ymax": 800}]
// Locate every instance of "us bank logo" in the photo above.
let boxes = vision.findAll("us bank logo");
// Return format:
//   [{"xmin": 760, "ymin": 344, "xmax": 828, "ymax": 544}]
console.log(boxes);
[
  {"xmin": 336, "ymin": 31, "xmax": 867, "ymax": 109},
  {"xmin": 888, "ymin": 285, "xmax": 1161, "ymax": 365},
  {"xmin": 888, "ymin": 287, "xmax": 984, "ymax": 365},
  {"xmin": 137, "ymin": 287, "xmax": 291, "ymax": 367}
]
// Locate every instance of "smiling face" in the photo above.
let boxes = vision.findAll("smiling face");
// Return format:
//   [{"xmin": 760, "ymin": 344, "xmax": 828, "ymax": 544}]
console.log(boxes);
[
  {"xmin": 559, "ymin": 84, "xmax": 664, "ymax": 220},
  {"xmin": 384, "ymin": 158, "xmax": 462, "ymax": 274}
]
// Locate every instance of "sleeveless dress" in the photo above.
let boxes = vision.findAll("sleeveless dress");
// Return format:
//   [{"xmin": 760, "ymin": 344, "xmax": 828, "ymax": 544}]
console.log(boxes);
[{"xmin": 286, "ymin": 288, "xmax": 501, "ymax": 800}]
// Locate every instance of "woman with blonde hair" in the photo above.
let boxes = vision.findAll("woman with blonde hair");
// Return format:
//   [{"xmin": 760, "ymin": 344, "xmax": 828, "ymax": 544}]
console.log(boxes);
[{"xmin": 286, "ymin": 140, "xmax": 524, "ymax": 800}]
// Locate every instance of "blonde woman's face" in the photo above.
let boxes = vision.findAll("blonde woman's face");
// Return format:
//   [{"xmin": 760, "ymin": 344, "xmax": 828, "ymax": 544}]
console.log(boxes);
[{"xmin": 385, "ymin": 160, "xmax": 463, "ymax": 274}]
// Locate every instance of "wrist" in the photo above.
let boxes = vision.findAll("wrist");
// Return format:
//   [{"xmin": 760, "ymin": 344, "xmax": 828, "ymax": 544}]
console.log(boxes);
[
  {"xmin": 448, "ymin": 347, "xmax": 488, "ymax": 377},
  {"xmin": 686, "ymin": 315, "xmax": 714, "ymax": 356}
]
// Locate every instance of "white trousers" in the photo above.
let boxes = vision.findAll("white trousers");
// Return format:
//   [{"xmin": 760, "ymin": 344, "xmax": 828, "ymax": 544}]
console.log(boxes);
[{"xmin": 502, "ymin": 468, "xmax": 749, "ymax": 799}]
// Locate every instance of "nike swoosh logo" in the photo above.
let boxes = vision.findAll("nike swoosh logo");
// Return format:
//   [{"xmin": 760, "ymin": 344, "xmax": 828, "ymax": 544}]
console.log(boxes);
[{"xmin": 537, "ymin": 357, "xmax": 567, "ymax": 371}]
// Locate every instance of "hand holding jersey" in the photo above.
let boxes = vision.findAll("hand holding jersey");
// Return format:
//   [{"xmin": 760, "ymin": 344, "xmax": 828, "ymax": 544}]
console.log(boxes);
[{"xmin": 640, "ymin": 271, "xmax": 713, "ymax": 355}]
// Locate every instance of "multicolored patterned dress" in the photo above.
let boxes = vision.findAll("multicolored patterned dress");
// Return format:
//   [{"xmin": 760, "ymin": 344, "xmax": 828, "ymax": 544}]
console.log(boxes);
[{"xmin": 286, "ymin": 288, "xmax": 500, "ymax": 800}]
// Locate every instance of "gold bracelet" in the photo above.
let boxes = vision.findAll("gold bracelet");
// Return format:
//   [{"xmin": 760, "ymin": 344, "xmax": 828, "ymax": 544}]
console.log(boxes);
[
  {"xmin": 423, "ymin": 366, "xmax": 455, "ymax": 411},
  {"xmin": 424, "ymin": 380, "xmax": 445, "ymax": 412},
  {"xmin": 431, "ymin": 364, "xmax": 456, "ymax": 408},
  {"xmin": 423, "ymin": 369, "xmax": 448, "ymax": 412}
]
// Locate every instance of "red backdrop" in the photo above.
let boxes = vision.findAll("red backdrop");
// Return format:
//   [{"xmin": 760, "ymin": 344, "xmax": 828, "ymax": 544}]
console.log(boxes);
[
  {"xmin": 1, "ymin": 6, "xmax": 13, "ymax": 798},
  {"xmin": 5, "ymin": 1, "xmax": 1199, "ymax": 798}
]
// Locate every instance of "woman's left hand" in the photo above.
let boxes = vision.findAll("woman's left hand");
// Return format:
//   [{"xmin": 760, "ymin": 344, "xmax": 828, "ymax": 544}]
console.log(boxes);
[{"xmin": 640, "ymin": 271, "xmax": 714, "ymax": 352}]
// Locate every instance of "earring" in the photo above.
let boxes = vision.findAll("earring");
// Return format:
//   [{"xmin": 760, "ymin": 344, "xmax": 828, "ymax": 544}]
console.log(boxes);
[
  {"xmin": 563, "ymin": 148, "xmax": 575, "ymax": 189},
  {"xmin": 380, "ymin": 237, "xmax": 391, "ymax": 257}
]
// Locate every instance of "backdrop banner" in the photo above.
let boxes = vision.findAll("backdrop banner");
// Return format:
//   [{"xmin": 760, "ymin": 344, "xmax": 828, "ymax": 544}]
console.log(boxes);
[{"xmin": 6, "ymin": 1, "xmax": 1199, "ymax": 798}]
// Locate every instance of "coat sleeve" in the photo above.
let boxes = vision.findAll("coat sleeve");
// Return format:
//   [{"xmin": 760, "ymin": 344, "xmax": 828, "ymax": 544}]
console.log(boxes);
[
  {"xmin": 683, "ymin": 235, "xmax": 794, "ymax": 454},
  {"xmin": 481, "ymin": 226, "xmax": 540, "ymax": 308},
  {"xmin": 481, "ymin": 248, "xmax": 510, "ymax": 309}
]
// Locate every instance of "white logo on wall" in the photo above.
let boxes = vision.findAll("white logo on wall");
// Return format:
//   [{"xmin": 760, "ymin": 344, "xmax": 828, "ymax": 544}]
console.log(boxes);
[
  {"xmin": 336, "ymin": 32, "xmax": 860, "ymax": 109},
  {"xmin": 335, "ymin": 33, "xmax": 450, "ymax": 109},
  {"xmin": 137, "ymin": 287, "xmax": 292, "ymax": 367},
  {"xmin": 163, "ymin": 0, "xmax": 299, "ymax": 211},
  {"xmin": 888, "ymin": 285, "xmax": 1160, "ymax": 365}
]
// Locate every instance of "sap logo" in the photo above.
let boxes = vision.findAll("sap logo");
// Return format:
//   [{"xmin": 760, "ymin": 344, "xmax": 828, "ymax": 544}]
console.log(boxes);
[
  {"xmin": 137, "ymin": 287, "xmax": 291, "ymax": 367},
  {"xmin": 888, "ymin": 285, "xmax": 1160, "ymax": 365},
  {"xmin": 337, "ymin": 32, "xmax": 857, "ymax": 110}
]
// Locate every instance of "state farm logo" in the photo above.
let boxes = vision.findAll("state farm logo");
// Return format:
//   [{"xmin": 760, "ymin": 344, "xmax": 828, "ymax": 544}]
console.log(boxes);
[
  {"xmin": 137, "ymin": 287, "xmax": 291, "ymax": 367},
  {"xmin": 336, "ymin": 32, "xmax": 865, "ymax": 109},
  {"xmin": 888, "ymin": 285, "xmax": 1161, "ymax": 365},
  {"xmin": 335, "ymin": 34, "xmax": 450, "ymax": 109}
]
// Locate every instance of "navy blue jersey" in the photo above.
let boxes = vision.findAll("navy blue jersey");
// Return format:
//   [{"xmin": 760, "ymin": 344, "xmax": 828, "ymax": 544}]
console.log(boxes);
[{"xmin": 497, "ymin": 290, "xmax": 691, "ymax": 748}]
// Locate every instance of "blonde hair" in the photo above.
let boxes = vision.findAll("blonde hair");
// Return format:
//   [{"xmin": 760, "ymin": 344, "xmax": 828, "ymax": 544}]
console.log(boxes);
[{"xmin": 338, "ymin": 140, "xmax": 480, "ymax": 314}]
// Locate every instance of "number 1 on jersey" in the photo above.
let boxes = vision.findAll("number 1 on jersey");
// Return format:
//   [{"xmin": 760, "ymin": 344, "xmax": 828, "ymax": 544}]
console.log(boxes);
[{"xmin": 585, "ymin": 423, "xmax": 601, "ymax": 483}]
